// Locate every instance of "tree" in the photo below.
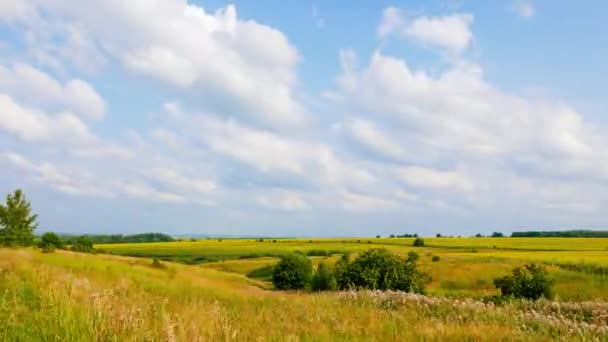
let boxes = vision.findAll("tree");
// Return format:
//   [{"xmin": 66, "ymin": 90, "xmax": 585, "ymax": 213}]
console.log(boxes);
[
  {"xmin": 412, "ymin": 238, "xmax": 425, "ymax": 247},
  {"xmin": 38, "ymin": 232, "xmax": 64, "ymax": 252},
  {"xmin": 311, "ymin": 262, "xmax": 337, "ymax": 291},
  {"xmin": 436, "ymin": 233, "xmax": 442, "ymax": 238},
  {"xmin": 491, "ymin": 232, "xmax": 504, "ymax": 237},
  {"xmin": 337, "ymin": 249, "xmax": 429, "ymax": 293},
  {"xmin": 272, "ymin": 252, "xmax": 313, "ymax": 290},
  {"xmin": 334, "ymin": 253, "xmax": 352, "ymax": 290},
  {"xmin": 494, "ymin": 264, "xmax": 554, "ymax": 300},
  {"xmin": 71, "ymin": 236, "xmax": 95, "ymax": 253},
  {"xmin": 0, "ymin": 189, "xmax": 38, "ymax": 247},
  {"xmin": 475, "ymin": 233, "xmax": 484, "ymax": 238}
]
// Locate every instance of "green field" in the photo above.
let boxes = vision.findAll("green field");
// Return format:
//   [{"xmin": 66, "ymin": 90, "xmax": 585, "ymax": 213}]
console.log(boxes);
[
  {"xmin": 3, "ymin": 238, "xmax": 608, "ymax": 340},
  {"xmin": 96, "ymin": 237, "xmax": 608, "ymax": 301}
]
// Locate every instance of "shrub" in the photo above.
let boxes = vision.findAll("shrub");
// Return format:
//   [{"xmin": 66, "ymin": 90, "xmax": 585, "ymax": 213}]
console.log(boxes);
[
  {"xmin": 431, "ymin": 255, "xmax": 441, "ymax": 262},
  {"xmin": 337, "ymin": 248, "xmax": 429, "ymax": 293},
  {"xmin": 494, "ymin": 264, "xmax": 554, "ymax": 300},
  {"xmin": 71, "ymin": 236, "xmax": 95, "ymax": 253},
  {"xmin": 334, "ymin": 253, "xmax": 352, "ymax": 290},
  {"xmin": 38, "ymin": 232, "xmax": 64, "ymax": 252},
  {"xmin": 412, "ymin": 238, "xmax": 425, "ymax": 247},
  {"xmin": 272, "ymin": 252, "xmax": 313, "ymax": 290},
  {"xmin": 311, "ymin": 262, "xmax": 337, "ymax": 291}
]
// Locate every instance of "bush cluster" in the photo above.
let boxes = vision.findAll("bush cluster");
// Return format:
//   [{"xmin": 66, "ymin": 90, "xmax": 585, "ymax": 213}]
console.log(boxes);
[{"xmin": 272, "ymin": 249, "xmax": 429, "ymax": 294}]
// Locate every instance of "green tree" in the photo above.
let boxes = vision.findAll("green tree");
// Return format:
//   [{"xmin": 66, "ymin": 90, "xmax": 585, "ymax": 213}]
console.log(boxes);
[
  {"xmin": 0, "ymin": 189, "xmax": 38, "ymax": 246},
  {"xmin": 272, "ymin": 252, "xmax": 313, "ymax": 290},
  {"xmin": 340, "ymin": 249, "xmax": 429, "ymax": 293},
  {"xmin": 311, "ymin": 262, "xmax": 337, "ymax": 291},
  {"xmin": 38, "ymin": 232, "xmax": 64, "ymax": 252},
  {"xmin": 412, "ymin": 238, "xmax": 425, "ymax": 247},
  {"xmin": 71, "ymin": 236, "xmax": 95, "ymax": 253}
]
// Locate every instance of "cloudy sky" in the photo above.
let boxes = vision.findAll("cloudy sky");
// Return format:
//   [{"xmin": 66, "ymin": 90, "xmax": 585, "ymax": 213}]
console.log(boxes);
[{"xmin": 0, "ymin": 1, "xmax": 607, "ymax": 236}]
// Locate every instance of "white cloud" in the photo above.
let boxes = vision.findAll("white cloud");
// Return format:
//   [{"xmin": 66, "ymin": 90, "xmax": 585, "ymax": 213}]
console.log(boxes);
[
  {"xmin": 192, "ymin": 112, "xmax": 375, "ymax": 188},
  {"xmin": 1, "ymin": 1, "xmax": 306, "ymax": 127},
  {"xmin": 378, "ymin": 7, "xmax": 474, "ymax": 53},
  {"xmin": 512, "ymin": 0, "xmax": 535, "ymax": 18},
  {"xmin": 342, "ymin": 118, "xmax": 404, "ymax": 160},
  {"xmin": 338, "ymin": 191, "xmax": 398, "ymax": 212},
  {"xmin": 257, "ymin": 190, "xmax": 310, "ymax": 211},
  {"xmin": 0, "ymin": 94, "xmax": 95, "ymax": 143},
  {"xmin": 1, "ymin": 151, "xmax": 113, "ymax": 197},
  {"xmin": 0, "ymin": 63, "xmax": 105, "ymax": 120},
  {"xmin": 396, "ymin": 166, "xmax": 474, "ymax": 192}
]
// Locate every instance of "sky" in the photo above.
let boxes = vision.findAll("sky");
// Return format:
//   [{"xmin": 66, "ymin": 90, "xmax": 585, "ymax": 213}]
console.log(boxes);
[{"xmin": 0, "ymin": 0, "xmax": 607, "ymax": 237}]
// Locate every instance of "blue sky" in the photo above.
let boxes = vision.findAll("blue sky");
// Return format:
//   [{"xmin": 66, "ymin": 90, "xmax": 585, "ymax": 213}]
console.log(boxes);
[{"xmin": 1, "ymin": 1, "xmax": 607, "ymax": 237}]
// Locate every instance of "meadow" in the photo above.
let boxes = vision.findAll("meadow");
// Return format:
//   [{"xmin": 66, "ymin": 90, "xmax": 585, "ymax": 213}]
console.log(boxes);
[{"xmin": 2, "ymin": 237, "xmax": 608, "ymax": 340}]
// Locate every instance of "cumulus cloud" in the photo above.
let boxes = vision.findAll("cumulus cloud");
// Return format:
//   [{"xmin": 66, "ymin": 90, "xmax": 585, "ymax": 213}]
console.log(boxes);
[
  {"xmin": 0, "ymin": 1, "xmax": 306, "ymax": 127},
  {"xmin": 378, "ymin": 7, "xmax": 474, "ymax": 53},
  {"xmin": 0, "ymin": 94, "xmax": 94, "ymax": 143},
  {"xmin": 0, "ymin": 64, "xmax": 105, "ymax": 120}
]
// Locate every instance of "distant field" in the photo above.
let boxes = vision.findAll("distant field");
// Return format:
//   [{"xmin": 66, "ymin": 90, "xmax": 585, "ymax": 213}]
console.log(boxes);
[{"xmin": 97, "ymin": 237, "xmax": 608, "ymax": 301}]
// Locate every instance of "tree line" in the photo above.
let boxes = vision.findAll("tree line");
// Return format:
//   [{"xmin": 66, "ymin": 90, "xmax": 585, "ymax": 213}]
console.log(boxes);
[{"xmin": 511, "ymin": 230, "xmax": 608, "ymax": 238}]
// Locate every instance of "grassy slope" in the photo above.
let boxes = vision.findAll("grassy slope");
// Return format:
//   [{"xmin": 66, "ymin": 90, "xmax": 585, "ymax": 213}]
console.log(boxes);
[{"xmin": 2, "ymin": 248, "xmax": 607, "ymax": 341}]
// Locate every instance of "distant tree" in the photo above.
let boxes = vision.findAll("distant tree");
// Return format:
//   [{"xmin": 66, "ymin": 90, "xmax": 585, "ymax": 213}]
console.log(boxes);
[
  {"xmin": 491, "ymin": 232, "xmax": 504, "ymax": 238},
  {"xmin": 71, "ymin": 236, "xmax": 95, "ymax": 253},
  {"xmin": 436, "ymin": 233, "xmax": 442, "ymax": 238},
  {"xmin": 38, "ymin": 232, "xmax": 64, "ymax": 252},
  {"xmin": 272, "ymin": 252, "xmax": 313, "ymax": 290},
  {"xmin": 431, "ymin": 255, "xmax": 440, "ymax": 262},
  {"xmin": 376, "ymin": 235, "xmax": 381, "ymax": 238},
  {"xmin": 475, "ymin": 233, "xmax": 484, "ymax": 238},
  {"xmin": 412, "ymin": 238, "xmax": 425, "ymax": 247},
  {"xmin": 413, "ymin": 234, "xmax": 419, "ymax": 238},
  {"xmin": 311, "ymin": 262, "xmax": 337, "ymax": 291},
  {"xmin": 494, "ymin": 264, "xmax": 554, "ymax": 300},
  {"xmin": 0, "ymin": 189, "xmax": 38, "ymax": 247},
  {"xmin": 389, "ymin": 234, "xmax": 395, "ymax": 238}
]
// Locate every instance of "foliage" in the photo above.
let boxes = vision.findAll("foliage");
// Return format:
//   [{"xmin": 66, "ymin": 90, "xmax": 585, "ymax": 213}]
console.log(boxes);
[
  {"xmin": 150, "ymin": 258, "xmax": 166, "ymax": 269},
  {"xmin": 334, "ymin": 253, "xmax": 352, "ymax": 290},
  {"xmin": 63, "ymin": 232, "xmax": 173, "ymax": 244},
  {"xmin": 71, "ymin": 236, "xmax": 95, "ymax": 253},
  {"xmin": 272, "ymin": 252, "xmax": 313, "ymax": 290},
  {"xmin": 311, "ymin": 262, "xmax": 337, "ymax": 291},
  {"xmin": 431, "ymin": 255, "xmax": 440, "ymax": 262},
  {"xmin": 0, "ymin": 189, "xmax": 38, "ymax": 247},
  {"xmin": 491, "ymin": 232, "xmax": 504, "ymax": 237},
  {"xmin": 494, "ymin": 264, "xmax": 554, "ymax": 300},
  {"xmin": 336, "ymin": 249, "xmax": 429, "ymax": 293},
  {"xmin": 412, "ymin": 238, "xmax": 425, "ymax": 247},
  {"xmin": 475, "ymin": 233, "xmax": 484, "ymax": 237},
  {"xmin": 511, "ymin": 230, "xmax": 608, "ymax": 238},
  {"xmin": 38, "ymin": 232, "xmax": 64, "ymax": 252}
]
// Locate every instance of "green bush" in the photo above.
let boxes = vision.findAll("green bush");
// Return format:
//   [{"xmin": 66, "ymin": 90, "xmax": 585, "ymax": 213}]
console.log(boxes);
[
  {"xmin": 334, "ymin": 253, "xmax": 352, "ymax": 290},
  {"xmin": 272, "ymin": 252, "xmax": 313, "ymax": 290},
  {"xmin": 311, "ymin": 262, "xmax": 337, "ymax": 291},
  {"xmin": 38, "ymin": 232, "xmax": 64, "ymax": 252},
  {"xmin": 412, "ymin": 238, "xmax": 425, "ymax": 247},
  {"xmin": 71, "ymin": 236, "xmax": 95, "ymax": 253},
  {"xmin": 494, "ymin": 264, "xmax": 554, "ymax": 300},
  {"xmin": 336, "ymin": 249, "xmax": 429, "ymax": 293},
  {"xmin": 431, "ymin": 255, "xmax": 440, "ymax": 262}
]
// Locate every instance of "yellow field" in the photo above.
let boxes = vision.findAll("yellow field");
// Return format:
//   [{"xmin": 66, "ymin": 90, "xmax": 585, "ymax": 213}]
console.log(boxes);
[
  {"xmin": 97, "ymin": 237, "xmax": 608, "ymax": 301},
  {"xmin": 2, "ymin": 248, "xmax": 608, "ymax": 341}
]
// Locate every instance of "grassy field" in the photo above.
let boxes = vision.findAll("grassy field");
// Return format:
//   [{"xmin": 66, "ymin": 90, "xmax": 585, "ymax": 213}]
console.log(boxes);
[
  {"xmin": 2, "ymin": 248, "xmax": 608, "ymax": 341},
  {"xmin": 96, "ymin": 237, "xmax": 608, "ymax": 301}
]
